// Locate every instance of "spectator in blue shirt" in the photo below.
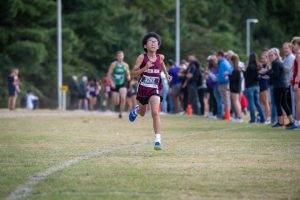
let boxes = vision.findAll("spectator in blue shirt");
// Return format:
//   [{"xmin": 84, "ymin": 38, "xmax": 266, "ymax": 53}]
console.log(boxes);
[{"xmin": 216, "ymin": 51, "xmax": 233, "ymax": 120}]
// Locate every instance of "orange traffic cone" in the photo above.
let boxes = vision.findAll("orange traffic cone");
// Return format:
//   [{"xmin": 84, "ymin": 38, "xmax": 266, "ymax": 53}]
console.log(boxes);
[
  {"xmin": 187, "ymin": 104, "xmax": 193, "ymax": 116},
  {"xmin": 224, "ymin": 108, "xmax": 231, "ymax": 121}
]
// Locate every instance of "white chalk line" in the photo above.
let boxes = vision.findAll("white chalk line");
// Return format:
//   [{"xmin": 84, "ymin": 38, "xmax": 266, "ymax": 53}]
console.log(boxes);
[
  {"xmin": 6, "ymin": 124, "xmax": 251, "ymax": 200},
  {"xmin": 6, "ymin": 142, "xmax": 146, "ymax": 200},
  {"xmin": 28, "ymin": 191, "xmax": 166, "ymax": 198}
]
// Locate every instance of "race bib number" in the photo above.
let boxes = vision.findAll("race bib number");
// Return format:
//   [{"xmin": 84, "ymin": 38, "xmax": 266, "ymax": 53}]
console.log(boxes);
[
  {"xmin": 140, "ymin": 75, "xmax": 159, "ymax": 88},
  {"xmin": 114, "ymin": 74, "xmax": 123, "ymax": 80}
]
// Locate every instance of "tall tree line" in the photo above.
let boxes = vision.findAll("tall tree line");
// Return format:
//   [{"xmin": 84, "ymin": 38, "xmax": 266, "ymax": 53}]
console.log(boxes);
[{"xmin": 0, "ymin": 0, "xmax": 299, "ymax": 108}]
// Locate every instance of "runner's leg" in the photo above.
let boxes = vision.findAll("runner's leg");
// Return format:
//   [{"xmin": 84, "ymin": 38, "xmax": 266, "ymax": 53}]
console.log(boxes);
[
  {"xmin": 119, "ymin": 87, "xmax": 127, "ymax": 116},
  {"xmin": 149, "ymin": 95, "xmax": 161, "ymax": 134}
]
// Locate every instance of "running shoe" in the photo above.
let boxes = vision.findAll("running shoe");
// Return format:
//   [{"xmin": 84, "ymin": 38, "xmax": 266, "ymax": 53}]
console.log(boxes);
[
  {"xmin": 129, "ymin": 105, "xmax": 139, "ymax": 122},
  {"xmin": 264, "ymin": 120, "xmax": 271, "ymax": 125},
  {"xmin": 154, "ymin": 142, "xmax": 162, "ymax": 150},
  {"xmin": 272, "ymin": 123, "xmax": 284, "ymax": 128},
  {"xmin": 235, "ymin": 118, "xmax": 244, "ymax": 123},
  {"xmin": 119, "ymin": 113, "xmax": 122, "ymax": 119}
]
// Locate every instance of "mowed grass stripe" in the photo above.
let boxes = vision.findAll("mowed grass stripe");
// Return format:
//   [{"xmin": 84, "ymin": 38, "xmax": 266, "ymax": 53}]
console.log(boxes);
[{"xmin": 0, "ymin": 111, "xmax": 299, "ymax": 200}]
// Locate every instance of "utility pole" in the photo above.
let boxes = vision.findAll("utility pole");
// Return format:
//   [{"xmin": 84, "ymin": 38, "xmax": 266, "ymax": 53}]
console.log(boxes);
[
  {"xmin": 57, "ymin": 0, "xmax": 62, "ymax": 109},
  {"xmin": 246, "ymin": 18, "xmax": 259, "ymax": 57},
  {"xmin": 175, "ymin": 0, "xmax": 180, "ymax": 66}
]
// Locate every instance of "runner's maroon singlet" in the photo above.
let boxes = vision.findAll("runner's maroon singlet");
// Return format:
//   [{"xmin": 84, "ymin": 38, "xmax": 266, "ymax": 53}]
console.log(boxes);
[{"xmin": 136, "ymin": 54, "xmax": 163, "ymax": 98}]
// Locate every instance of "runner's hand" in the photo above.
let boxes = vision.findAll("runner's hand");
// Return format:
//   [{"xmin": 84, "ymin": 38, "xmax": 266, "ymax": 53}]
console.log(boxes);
[
  {"xmin": 111, "ymin": 82, "xmax": 115, "ymax": 89},
  {"xmin": 145, "ymin": 61, "xmax": 153, "ymax": 69}
]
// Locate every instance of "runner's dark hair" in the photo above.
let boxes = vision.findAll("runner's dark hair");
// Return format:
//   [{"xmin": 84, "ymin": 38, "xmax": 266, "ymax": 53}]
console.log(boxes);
[{"xmin": 142, "ymin": 32, "xmax": 161, "ymax": 52}]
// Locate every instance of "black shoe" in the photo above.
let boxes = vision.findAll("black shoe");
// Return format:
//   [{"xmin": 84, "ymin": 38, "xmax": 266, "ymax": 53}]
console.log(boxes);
[
  {"xmin": 286, "ymin": 122, "xmax": 294, "ymax": 127},
  {"xmin": 272, "ymin": 123, "xmax": 284, "ymax": 128},
  {"xmin": 118, "ymin": 113, "xmax": 122, "ymax": 119},
  {"xmin": 286, "ymin": 122, "xmax": 297, "ymax": 129}
]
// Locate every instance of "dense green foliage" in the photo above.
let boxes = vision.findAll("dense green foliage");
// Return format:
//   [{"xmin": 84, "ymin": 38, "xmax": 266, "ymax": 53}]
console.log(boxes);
[{"xmin": 1, "ymin": 0, "xmax": 299, "ymax": 107}]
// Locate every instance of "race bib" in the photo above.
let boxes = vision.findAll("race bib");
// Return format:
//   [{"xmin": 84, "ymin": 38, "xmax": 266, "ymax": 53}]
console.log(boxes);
[
  {"xmin": 114, "ymin": 74, "xmax": 123, "ymax": 80},
  {"xmin": 140, "ymin": 75, "xmax": 159, "ymax": 88}
]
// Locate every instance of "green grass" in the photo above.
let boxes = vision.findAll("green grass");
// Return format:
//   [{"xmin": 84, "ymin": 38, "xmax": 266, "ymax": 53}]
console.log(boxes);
[{"xmin": 0, "ymin": 110, "xmax": 299, "ymax": 200}]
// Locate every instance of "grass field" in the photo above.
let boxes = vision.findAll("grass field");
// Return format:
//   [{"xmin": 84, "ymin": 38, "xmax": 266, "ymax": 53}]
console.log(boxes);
[{"xmin": 0, "ymin": 109, "xmax": 299, "ymax": 200}]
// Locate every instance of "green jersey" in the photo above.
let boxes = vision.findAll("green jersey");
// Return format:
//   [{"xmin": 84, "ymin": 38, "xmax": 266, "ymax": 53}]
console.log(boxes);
[{"xmin": 112, "ymin": 62, "xmax": 126, "ymax": 85}]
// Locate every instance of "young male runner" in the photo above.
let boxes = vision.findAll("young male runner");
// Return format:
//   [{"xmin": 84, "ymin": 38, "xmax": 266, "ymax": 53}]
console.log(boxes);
[
  {"xmin": 107, "ymin": 51, "xmax": 131, "ymax": 118},
  {"xmin": 129, "ymin": 32, "xmax": 172, "ymax": 150}
]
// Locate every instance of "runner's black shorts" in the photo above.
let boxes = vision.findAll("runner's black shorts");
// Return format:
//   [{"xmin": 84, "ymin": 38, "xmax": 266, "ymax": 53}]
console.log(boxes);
[
  {"xmin": 136, "ymin": 94, "xmax": 163, "ymax": 105},
  {"xmin": 111, "ymin": 83, "xmax": 126, "ymax": 92}
]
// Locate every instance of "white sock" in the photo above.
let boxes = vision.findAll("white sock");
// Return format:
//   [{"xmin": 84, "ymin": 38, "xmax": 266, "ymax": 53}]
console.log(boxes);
[
  {"xmin": 134, "ymin": 105, "xmax": 139, "ymax": 115},
  {"xmin": 155, "ymin": 134, "xmax": 161, "ymax": 143}
]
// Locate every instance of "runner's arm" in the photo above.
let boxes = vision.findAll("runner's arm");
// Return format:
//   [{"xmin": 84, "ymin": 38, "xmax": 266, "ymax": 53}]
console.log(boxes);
[
  {"xmin": 107, "ymin": 62, "xmax": 115, "ymax": 87},
  {"xmin": 125, "ymin": 63, "xmax": 131, "ymax": 81},
  {"xmin": 132, "ymin": 54, "xmax": 151, "ymax": 78},
  {"xmin": 159, "ymin": 54, "xmax": 172, "ymax": 81}
]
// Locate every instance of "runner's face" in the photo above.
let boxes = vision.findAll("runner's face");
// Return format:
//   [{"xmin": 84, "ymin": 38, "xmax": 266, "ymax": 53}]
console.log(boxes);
[
  {"xmin": 144, "ymin": 37, "xmax": 159, "ymax": 52},
  {"xmin": 117, "ymin": 52, "xmax": 124, "ymax": 62}
]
